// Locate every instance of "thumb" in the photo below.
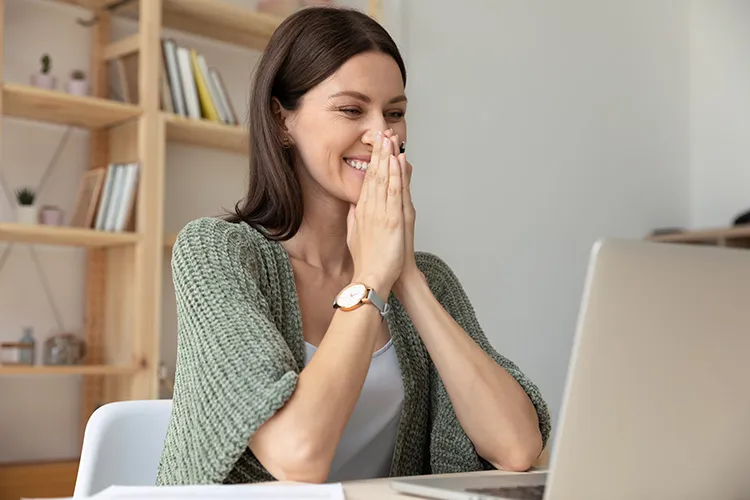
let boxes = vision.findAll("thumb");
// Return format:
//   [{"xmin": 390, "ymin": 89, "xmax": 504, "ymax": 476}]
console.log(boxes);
[{"xmin": 346, "ymin": 204, "xmax": 357, "ymax": 244}]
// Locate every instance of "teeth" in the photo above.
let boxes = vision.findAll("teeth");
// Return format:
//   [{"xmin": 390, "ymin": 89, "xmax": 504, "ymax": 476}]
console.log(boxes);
[{"xmin": 345, "ymin": 159, "xmax": 369, "ymax": 171}]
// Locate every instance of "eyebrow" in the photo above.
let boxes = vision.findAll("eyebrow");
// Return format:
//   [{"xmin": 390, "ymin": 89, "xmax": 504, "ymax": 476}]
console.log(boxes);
[{"xmin": 328, "ymin": 91, "xmax": 407, "ymax": 104}]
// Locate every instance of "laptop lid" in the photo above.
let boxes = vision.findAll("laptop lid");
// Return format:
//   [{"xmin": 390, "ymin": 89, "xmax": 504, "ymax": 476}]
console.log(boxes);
[{"xmin": 544, "ymin": 238, "xmax": 750, "ymax": 500}]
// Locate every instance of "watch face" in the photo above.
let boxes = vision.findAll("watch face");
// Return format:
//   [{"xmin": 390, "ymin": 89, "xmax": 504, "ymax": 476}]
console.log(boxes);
[{"xmin": 337, "ymin": 283, "xmax": 367, "ymax": 309}]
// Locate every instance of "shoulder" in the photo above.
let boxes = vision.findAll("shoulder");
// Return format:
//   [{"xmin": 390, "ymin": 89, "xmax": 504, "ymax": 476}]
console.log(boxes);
[
  {"xmin": 414, "ymin": 251, "xmax": 465, "ymax": 298},
  {"xmin": 171, "ymin": 217, "xmax": 272, "ymax": 280},
  {"xmin": 173, "ymin": 216, "xmax": 263, "ymax": 254}
]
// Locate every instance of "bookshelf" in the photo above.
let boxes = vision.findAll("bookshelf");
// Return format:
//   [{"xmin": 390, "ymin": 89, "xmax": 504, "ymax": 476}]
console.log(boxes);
[
  {"xmin": 0, "ymin": 223, "xmax": 139, "ymax": 247},
  {"xmin": 3, "ymin": 83, "xmax": 141, "ymax": 128},
  {"xmin": 164, "ymin": 112, "xmax": 247, "ymax": 153},
  {"xmin": 0, "ymin": 0, "xmax": 383, "ymax": 497}
]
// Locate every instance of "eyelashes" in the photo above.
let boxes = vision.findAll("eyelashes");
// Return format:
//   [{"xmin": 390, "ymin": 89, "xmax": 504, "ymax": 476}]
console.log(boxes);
[
  {"xmin": 399, "ymin": 142, "xmax": 406, "ymax": 154},
  {"xmin": 338, "ymin": 108, "xmax": 405, "ymax": 120}
]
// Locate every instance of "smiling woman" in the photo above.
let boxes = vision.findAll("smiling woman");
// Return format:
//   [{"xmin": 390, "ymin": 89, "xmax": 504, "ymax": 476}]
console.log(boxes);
[
  {"xmin": 225, "ymin": 7, "xmax": 408, "ymax": 241},
  {"xmin": 156, "ymin": 5, "xmax": 550, "ymax": 487}
]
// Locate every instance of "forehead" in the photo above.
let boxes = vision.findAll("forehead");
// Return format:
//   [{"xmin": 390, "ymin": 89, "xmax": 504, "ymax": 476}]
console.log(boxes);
[{"xmin": 311, "ymin": 51, "xmax": 405, "ymax": 101}]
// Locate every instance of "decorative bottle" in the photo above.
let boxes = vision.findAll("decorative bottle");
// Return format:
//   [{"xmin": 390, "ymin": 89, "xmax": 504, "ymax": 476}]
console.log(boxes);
[{"xmin": 19, "ymin": 327, "xmax": 35, "ymax": 365}]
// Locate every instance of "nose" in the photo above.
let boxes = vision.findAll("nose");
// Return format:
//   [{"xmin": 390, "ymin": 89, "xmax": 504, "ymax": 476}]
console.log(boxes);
[
  {"xmin": 362, "ymin": 125, "xmax": 397, "ymax": 148},
  {"xmin": 362, "ymin": 128, "xmax": 382, "ymax": 147}
]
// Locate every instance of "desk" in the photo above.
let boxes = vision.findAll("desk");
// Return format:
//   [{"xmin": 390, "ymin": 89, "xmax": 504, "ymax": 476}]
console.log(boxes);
[{"xmin": 342, "ymin": 468, "xmax": 548, "ymax": 500}]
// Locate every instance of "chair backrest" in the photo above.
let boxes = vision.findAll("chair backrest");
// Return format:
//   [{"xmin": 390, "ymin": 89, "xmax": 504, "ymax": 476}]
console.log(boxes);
[{"xmin": 73, "ymin": 399, "xmax": 173, "ymax": 498}]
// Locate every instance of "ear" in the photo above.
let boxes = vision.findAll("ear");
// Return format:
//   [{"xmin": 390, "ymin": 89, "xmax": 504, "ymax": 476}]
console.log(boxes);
[{"xmin": 271, "ymin": 97, "xmax": 293, "ymax": 133}]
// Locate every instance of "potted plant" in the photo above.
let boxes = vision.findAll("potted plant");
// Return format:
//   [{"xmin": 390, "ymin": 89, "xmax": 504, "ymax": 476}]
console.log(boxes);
[
  {"xmin": 15, "ymin": 187, "xmax": 38, "ymax": 224},
  {"xmin": 31, "ymin": 54, "xmax": 55, "ymax": 90},
  {"xmin": 66, "ymin": 69, "xmax": 88, "ymax": 96}
]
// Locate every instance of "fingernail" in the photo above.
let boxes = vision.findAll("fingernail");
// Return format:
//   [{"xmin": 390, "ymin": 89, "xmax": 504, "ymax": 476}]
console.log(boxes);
[
  {"xmin": 383, "ymin": 136, "xmax": 389, "ymax": 147},
  {"xmin": 376, "ymin": 131, "xmax": 382, "ymax": 140}
]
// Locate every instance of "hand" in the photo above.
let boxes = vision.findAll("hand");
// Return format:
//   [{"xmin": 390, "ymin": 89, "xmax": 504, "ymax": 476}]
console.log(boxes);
[
  {"xmin": 346, "ymin": 131, "xmax": 405, "ymax": 296},
  {"xmin": 386, "ymin": 135, "xmax": 420, "ymax": 295}
]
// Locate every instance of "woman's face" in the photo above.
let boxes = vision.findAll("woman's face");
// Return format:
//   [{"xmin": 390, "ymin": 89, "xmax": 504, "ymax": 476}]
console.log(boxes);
[{"xmin": 281, "ymin": 51, "xmax": 407, "ymax": 205}]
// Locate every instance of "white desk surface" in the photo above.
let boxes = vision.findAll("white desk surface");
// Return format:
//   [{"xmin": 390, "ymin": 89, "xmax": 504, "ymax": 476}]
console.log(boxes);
[{"xmin": 341, "ymin": 468, "xmax": 548, "ymax": 500}]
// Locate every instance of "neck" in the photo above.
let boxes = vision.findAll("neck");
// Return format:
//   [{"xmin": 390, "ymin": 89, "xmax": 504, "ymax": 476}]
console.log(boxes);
[{"xmin": 283, "ymin": 192, "xmax": 353, "ymax": 277}]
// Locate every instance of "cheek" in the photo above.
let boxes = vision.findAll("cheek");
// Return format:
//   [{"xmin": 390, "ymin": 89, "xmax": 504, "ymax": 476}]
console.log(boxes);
[{"xmin": 297, "ymin": 123, "xmax": 358, "ymax": 167}]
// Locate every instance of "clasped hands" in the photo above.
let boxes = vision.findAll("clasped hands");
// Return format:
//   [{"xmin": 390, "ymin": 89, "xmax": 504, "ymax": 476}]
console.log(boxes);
[{"xmin": 346, "ymin": 129, "xmax": 424, "ymax": 299}]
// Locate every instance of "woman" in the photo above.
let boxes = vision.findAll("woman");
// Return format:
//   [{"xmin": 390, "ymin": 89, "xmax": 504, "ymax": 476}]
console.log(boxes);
[{"xmin": 156, "ymin": 6, "xmax": 550, "ymax": 486}]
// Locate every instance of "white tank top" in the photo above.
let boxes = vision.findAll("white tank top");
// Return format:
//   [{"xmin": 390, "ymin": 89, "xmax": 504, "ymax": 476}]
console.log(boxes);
[{"xmin": 304, "ymin": 336, "xmax": 404, "ymax": 483}]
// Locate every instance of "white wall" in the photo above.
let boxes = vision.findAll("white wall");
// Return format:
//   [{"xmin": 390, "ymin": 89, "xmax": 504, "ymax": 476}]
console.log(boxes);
[
  {"xmin": 689, "ymin": 0, "xmax": 750, "ymax": 228},
  {"xmin": 402, "ymin": 0, "xmax": 690, "ymax": 438},
  {"xmin": 1, "ymin": 0, "xmax": 692, "ymax": 462}
]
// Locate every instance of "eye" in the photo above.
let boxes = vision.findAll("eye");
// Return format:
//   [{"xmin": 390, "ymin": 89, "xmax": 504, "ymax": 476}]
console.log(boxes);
[
  {"xmin": 339, "ymin": 107, "xmax": 362, "ymax": 117},
  {"xmin": 386, "ymin": 110, "xmax": 405, "ymax": 121}
]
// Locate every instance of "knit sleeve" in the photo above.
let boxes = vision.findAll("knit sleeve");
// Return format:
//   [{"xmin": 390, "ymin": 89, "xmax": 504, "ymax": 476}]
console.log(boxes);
[
  {"xmin": 156, "ymin": 218, "xmax": 299, "ymax": 485},
  {"xmin": 416, "ymin": 252, "xmax": 551, "ymax": 473}
]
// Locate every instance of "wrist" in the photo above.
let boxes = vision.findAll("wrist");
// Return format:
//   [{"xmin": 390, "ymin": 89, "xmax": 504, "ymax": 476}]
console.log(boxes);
[
  {"xmin": 394, "ymin": 268, "xmax": 429, "ymax": 304},
  {"xmin": 351, "ymin": 274, "xmax": 392, "ymax": 299}
]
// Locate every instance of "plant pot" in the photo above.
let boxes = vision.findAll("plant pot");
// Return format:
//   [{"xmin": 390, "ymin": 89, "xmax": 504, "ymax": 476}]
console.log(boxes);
[
  {"xmin": 41, "ymin": 206, "xmax": 64, "ymax": 226},
  {"xmin": 16, "ymin": 205, "xmax": 38, "ymax": 224},
  {"xmin": 31, "ymin": 73, "xmax": 56, "ymax": 90},
  {"xmin": 66, "ymin": 79, "xmax": 89, "ymax": 96}
]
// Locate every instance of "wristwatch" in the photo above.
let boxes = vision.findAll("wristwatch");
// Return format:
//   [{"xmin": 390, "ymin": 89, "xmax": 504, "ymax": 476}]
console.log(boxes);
[{"xmin": 333, "ymin": 282, "xmax": 390, "ymax": 319}]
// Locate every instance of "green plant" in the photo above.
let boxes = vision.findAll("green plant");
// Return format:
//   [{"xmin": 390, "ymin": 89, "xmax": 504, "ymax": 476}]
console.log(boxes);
[
  {"xmin": 40, "ymin": 54, "xmax": 51, "ymax": 74},
  {"xmin": 71, "ymin": 69, "xmax": 85, "ymax": 80},
  {"xmin": 15, "ymin": 187, "xmax": 36, "ymax": 206}
]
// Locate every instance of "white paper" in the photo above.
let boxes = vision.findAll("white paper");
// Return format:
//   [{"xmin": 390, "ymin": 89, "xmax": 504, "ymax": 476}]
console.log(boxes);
[{"xmin": 23, "ymin": 482, "xmax": 346, "ymax": 500}]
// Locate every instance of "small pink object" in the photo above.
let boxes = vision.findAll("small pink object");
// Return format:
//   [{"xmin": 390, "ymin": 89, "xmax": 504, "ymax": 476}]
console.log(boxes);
[{"xmin": 41, "ymin": 206, "xmax": 64, "ymax": 226}]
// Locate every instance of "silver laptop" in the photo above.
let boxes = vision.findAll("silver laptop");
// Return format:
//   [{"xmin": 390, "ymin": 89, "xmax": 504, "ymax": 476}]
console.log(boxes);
[{"xmin": 391, "ymin": 238, "xmax": 750, "ymax": 500}]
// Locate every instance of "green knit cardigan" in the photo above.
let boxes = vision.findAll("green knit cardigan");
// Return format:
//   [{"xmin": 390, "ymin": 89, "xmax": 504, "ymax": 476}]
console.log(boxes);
[{"xmin": 155, "ymin": 217, "xmax": 551, "ymax": 485}]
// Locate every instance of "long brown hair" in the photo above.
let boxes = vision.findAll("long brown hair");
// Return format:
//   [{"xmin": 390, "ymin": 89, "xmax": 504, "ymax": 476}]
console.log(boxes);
[{"xmin": 225, "ymin": 6, "xmax": 407, "ymax": 240}]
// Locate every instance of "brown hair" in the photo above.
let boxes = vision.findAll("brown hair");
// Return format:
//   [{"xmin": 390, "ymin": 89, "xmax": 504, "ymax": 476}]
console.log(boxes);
[{"xmin": 225, "ymin": 6, "xmax": 407, "ymax": 240}]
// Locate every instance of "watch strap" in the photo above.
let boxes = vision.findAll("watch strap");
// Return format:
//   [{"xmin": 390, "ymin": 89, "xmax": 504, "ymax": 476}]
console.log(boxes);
[{"xmin": 365, "ymin": 287, "xmax": 390, "ymax": 318}]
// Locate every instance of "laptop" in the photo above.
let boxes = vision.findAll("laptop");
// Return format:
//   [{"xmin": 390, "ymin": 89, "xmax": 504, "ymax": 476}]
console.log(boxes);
[{"xmin": 391, "ymin": 238, "xmax": 750, "ymax": 500}]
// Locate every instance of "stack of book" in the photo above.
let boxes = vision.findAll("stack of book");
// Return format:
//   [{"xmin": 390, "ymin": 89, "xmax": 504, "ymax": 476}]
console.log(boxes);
[
  {"xmin": 160, "ymin": 39, "xmax": 239, "ymax": 125},
  {"xmin": 70, "ymin": 163, "xmax": 140, "ymax": 232}
]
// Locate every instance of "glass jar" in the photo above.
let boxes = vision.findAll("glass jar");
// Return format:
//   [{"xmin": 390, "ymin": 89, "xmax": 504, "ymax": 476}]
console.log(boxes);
[{"xmin": 43, "ymin": 333, "xmax": 86, "ymax": 365}]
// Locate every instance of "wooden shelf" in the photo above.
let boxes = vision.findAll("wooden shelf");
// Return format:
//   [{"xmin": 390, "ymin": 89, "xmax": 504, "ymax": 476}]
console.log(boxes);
[
  {"xmin": 0, "ymin": 364, "xmax": 137, "ymax": 376},
  {"xmin": 53, "ymin": 0, "xmax": 108, "ymax": 9},
  {"xmin": 0, "ymin": 223, "xmax": 139, "ymax": 248},
  {"xmin": 648, "ymin": 225, "xmax": 750, "ymax": 243},
  {"xmin": 161, "ymin": 0, "xmax": 284, "ymax": 50},
  {"xmin": 2, "ymin": 83, "xmax": 141, "ymax": 129},
  {"xmin": 164, "ymin": 113, "xmax": 247, "ymax": 153},
  {"xmin": 56, "ymin": 0, "xmax": 284, "ymax": 50}
]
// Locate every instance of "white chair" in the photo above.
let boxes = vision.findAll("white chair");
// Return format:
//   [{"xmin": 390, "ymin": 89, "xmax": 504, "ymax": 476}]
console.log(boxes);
[{"xmin": 73, "ymin": 399, "xmax": 173, "ymax": 498}]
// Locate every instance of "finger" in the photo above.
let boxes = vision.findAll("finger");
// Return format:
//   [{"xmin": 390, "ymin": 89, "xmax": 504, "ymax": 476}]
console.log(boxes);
[
  {"xmin": 399, "ymin": 155, "xmax": 415, "ymax": 222},
  {"xmin": 369, "ymin": 130, "xmax": 383, "ymax": 165},
  {"xmin": 376, "ymin": 134, "xmax": 392, "ymax": 212},
  {"xmin": 399, "ymin": 154, "xmax": 412, "ymax": 189},
  {"xmin": 389, "ymin": 133, "xmax": 400, "ymax": 155},
  {"xmin": 365, "ymin": 132, "xmax": 384, "ymax": 206},
  {"xmin": 346, "ymin": 203, "xmax": 357, "ymax": 245},
  {"xmin": 386, "ymin": 154, "xmax": 403, "ymax": 216}
]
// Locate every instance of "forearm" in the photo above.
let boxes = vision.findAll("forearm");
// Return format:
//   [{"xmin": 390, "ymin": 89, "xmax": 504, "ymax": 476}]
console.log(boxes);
[
  {"xmin": 396, "ymin": 275, "xmax": 542, "ymax": 471},
  {"xmin": 249, "ymin": 302, "xmax": 384, "ymax": 482}
]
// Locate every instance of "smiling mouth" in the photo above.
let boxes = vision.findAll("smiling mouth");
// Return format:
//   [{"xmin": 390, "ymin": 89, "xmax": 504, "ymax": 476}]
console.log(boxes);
[{"xmin": 344, "ymin": 158, "xmax": 369, "ymax": 171}]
